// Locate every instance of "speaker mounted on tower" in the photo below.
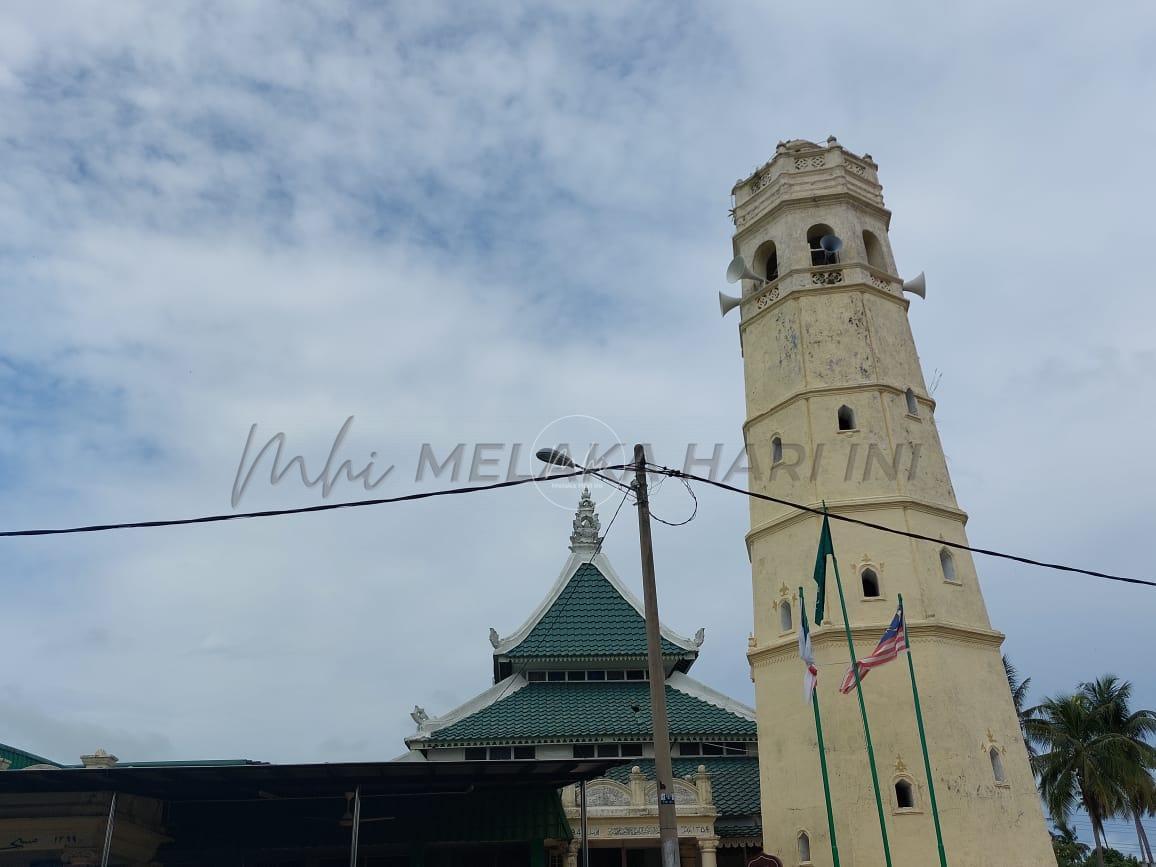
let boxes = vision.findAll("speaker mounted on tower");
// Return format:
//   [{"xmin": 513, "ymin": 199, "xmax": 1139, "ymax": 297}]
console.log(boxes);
[
  {"xmin": 726, "ymin": 254, "xmax": 764, "ymax": 286},
  {"xmin": 902, "ymin": 272, "xmax": 926, "ymax": 299},
  {"xmin": 718, "ymin": 292, "xmax": 742, "ymax": 317},
  {"xmin": 819, "ymin": 234, "xmax": 843, "ymax": 265}
]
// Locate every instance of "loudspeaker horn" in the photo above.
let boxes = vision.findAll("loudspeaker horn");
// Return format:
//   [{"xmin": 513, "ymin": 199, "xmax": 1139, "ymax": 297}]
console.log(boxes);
[
  {"xmin": 719, "ymin": 291, "xmax": 742, "ymax": 317},
  {"xmin": 901, "ymin": 272, "xmax": 926, "ymax": 299},
  {"xmin": 819, "ymin": 234, "xmax": 843, "ymax": 254},
  {"xmin": 726, "ymin": 254, "xmax": 764, "ymax": 285}
]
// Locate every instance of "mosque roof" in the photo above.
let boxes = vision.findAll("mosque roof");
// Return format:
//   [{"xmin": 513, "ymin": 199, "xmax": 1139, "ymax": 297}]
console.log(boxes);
[
  {"xmin": 489, "ymin": 488, "xmax": 702, "ymax": 672},
  {"xmin": 409, "ymin": 671, "xmax": 755, "ymax": 747},
  {"xmin": 0, "ymin": 741, "xmax": 60, "ymax": 770},
  {"xmin": 496, "ymin": 562, "xmax": 696, "ymax": 663}
]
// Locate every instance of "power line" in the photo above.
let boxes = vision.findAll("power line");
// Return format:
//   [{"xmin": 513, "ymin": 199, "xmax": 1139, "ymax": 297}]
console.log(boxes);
[
  {"xmin": 0, "ymin": 458, "xmax": 1151, "ymax": 590},
  {"xmin": 0, "ymin": 466, "xmax": 631, "ymax": 538},
  {"xmin": 649, "ymin": 464, "xmax": 1156, "ymax": 589}
]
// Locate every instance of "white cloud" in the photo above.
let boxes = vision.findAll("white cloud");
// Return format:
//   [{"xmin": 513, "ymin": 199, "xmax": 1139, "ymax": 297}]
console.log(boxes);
[{"xmin": 0, "ymin": 0, "xmax": 1152, "ymax": 769}]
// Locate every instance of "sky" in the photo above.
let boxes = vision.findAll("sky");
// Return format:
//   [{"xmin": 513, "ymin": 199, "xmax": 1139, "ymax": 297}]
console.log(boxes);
[{"xmin": 1, "ymin": 0, "xmax": 1154, "ymax": 852}]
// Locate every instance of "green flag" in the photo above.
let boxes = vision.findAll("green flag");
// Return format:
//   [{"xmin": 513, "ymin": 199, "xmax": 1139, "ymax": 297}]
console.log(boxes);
[{"xmin": 813, "ymin": 512, "xmax": 834, "ymax": 624}]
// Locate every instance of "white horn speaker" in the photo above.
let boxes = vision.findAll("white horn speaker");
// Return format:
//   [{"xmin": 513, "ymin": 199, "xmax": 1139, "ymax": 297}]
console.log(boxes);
[
  {"xmin": 901, "ymin": 272, "xmax": 926, "ymax": 299},
  {"xmin": 719, "ymin": 292, "xmax": 742, "ymax": 317},
  {"xmin": 726, "ymin": 254, "xmax": 764, "ymax": 285}
]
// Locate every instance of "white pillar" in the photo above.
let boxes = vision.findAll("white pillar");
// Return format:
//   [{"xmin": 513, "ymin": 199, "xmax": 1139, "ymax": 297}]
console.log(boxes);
[{"xmin": 698, "ymin": 837, "xmax": 719, "ymax": 867}]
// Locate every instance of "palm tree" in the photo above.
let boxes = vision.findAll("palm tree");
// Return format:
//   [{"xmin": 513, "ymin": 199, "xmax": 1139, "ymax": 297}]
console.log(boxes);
[
  {"xmin": 1004, "ymin": 655, "xmax": 1034, "ymax": 755},
  {"xmin": 1028, "ymin": 694, "xmax": 1124, "ymax": 866},
  {"xmin": 1123, "ymin": 773, "xmax": 1155, "ymax": 865},
  {"xmin": 1050, "ymin": 822, "xmax": 1090, "ymax": 867},
  {"xmin": 1028, "ymin": 677, "xmax": 1156, "ymax": 867},
  {"xmin": 1080, "ymin": 677, "xmax": 1156, "ymax": 865}
]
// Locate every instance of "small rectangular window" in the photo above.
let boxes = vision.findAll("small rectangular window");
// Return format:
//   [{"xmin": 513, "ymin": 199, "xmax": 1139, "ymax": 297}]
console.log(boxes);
[
  {"xmin": 606, "ymin": 670, "xmax": 626, "ymax": 681},
  {"xmin": 513, "ymin": 746, "xmax": 536, "ymax": 760},
  {"xmin": 488, "ymin": 746, "xmax": 512, "ymax": 760},
  {"xmin": 464, "ymin": 748, "xmax": 487, "ymax": 761},
  {"xmin": 566, "ymin": 670, "xmax": 586, "ymax": 681},
  {"xmin": 586, "ymin": 670, "xmax": 606, "ymax": 681},
  {"xmin": 620, "ymin": 744, "xmax": 643, "ymax": 757},
  {"xmin": 527, "ymin": 671, "xmax": 546, "ymax": 682},
  {"xmin": 547, "ymin": 671, "xmax": 566, "ymax": 682},
  {"xmin": 679, "ymin": 743, "xmax": 702, "ymax": 756},
  {"xmin": 596, "ymin": 744, "xmax": 620, "ymax": 758},
  {"xmin": 626, "ymin": 670, "xmax": 645, "ymax": 681},
  {"xmin": 573, "ymin": 744, "xmax": 596, "ymax": 758}
]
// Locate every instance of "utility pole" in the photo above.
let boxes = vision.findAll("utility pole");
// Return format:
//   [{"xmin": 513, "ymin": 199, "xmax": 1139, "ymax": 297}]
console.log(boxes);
[{"xmin": 633, "ymin": 443, "xmax": 681, "ymax": 867}]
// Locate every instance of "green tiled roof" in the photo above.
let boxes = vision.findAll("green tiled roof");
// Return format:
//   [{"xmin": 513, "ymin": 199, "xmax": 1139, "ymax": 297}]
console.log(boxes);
[
  {"xmin": 603, "ymin": 757, "xmax": 761, "ymax": 821},
  {"xmin": 503, "ymin": 563, "xmax": 688, "ymax": 660},
  {"xmin": 0, "ymin": 741, "xmax": 59, "ymax": 770},
  {"xmin": 421, "ymin": 681, "xmax": 756, "ymax": 745}
]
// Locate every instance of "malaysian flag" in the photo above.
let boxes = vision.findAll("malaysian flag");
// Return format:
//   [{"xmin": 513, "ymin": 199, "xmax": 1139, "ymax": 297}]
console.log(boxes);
[{"xmin": 839, "ymin": 601, "xmax": 907, "ymax": 694}]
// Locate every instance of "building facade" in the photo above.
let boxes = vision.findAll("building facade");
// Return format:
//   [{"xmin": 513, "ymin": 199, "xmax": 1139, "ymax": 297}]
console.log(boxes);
[
  {"xmin": 727, "ymin": 137, "xmax": 1056, "ymax": 865},
  {"xmin": 405, "ymin": 490, "xmax": 764, "ymax": 867}
]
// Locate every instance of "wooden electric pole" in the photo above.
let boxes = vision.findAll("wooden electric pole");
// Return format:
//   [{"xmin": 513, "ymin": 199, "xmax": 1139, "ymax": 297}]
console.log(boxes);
[{"xmin": 633, "ymin": 443, "xmax": 681, "ymax": 867}]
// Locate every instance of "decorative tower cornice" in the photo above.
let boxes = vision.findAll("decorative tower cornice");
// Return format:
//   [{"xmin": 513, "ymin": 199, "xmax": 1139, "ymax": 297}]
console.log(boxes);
[{"xmin": 569, "ymin": 487, "xmax": 602, "ymax": 556}]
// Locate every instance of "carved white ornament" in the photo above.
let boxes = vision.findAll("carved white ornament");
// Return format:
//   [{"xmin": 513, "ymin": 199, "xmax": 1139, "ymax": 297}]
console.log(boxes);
[
  {"xmin": 586, "ymin": 782, "xmax": 632, "ymax": 807},
  {"xmin": 569, "ymin": 488, "xmax": 602, "ymax": 555}
]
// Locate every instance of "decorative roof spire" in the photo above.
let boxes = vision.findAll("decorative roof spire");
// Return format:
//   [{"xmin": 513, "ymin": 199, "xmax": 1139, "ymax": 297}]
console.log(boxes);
[{"xmin": 569, "ymin": 487, "xmax": 602, "ymax": 556}]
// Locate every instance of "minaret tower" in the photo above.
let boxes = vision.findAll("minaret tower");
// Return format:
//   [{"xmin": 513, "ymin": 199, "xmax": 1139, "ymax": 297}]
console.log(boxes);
[{"xmin": 728, "ymin": 138, "xmax": 1055, "ymax": 866}]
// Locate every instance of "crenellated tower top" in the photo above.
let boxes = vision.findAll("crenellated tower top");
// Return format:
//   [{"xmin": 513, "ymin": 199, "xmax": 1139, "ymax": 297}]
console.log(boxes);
[
  {"xmin": 731, "ymin": 135, "xmax": 884, "ymax": 220},
  {"xmin": 726, "ymin": 136, "xmax": 906, "ymax": 330}
]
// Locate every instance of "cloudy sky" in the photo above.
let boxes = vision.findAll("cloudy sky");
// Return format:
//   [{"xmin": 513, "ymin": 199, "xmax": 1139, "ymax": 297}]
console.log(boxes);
[{"xmin": 1, "ymin": 0, "xmax": 1154, "ymax": 843}]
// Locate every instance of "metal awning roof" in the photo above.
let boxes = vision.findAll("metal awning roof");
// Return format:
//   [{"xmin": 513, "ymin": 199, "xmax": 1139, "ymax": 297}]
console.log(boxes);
[{"xmin": 0, "ymin": 758, "xmax": 625, "ymax": 802}]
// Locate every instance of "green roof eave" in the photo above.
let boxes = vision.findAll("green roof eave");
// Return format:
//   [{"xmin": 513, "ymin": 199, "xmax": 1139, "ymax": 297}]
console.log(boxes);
[
  {"xmin": 417, "ymin": 681, "xmax": 756, "ymax": 746},
  {"xmin": 0, "ymin": 742, "xmax": 60, "ymax": 770}
]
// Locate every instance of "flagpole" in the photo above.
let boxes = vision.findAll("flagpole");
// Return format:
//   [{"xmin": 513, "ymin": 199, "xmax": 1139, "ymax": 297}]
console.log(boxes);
[
  {"xmin": 800, "ymin": 585, "xmax": 841, "ymax": 867},
  {"xmin": 825, "ymin": 506, "xmax": 894, "ymax": 867},
  {"xmin": 898, "ymin": 593, "xmax": 948, "ymax": 867}
]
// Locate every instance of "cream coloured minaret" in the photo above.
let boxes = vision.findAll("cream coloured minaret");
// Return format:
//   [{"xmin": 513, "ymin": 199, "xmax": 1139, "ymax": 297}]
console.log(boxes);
[{"xmin": 729, "ymin": 138, "xmax": 1055, "ymax": 866}]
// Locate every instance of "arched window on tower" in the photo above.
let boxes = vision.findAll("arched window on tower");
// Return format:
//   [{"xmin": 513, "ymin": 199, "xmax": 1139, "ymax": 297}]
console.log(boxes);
[
  {"xmin": 861, "ymin": 568, "xmax": 881, "ymax": 598},
  {"xmin": 779, "ymin": 600, "xmax": 793, "ymax": 633},
  {"xmin": 940, "ymin": 548, "xmax": 957, "ymax": 583},
  {"xmin": 906, "ymin": 388, "xmax": 919, "ymax": 416},
  {"xmin": 837, "ymin": 405, "xmax": 856, "ymax": 431},
  {"xmin": 797, "ymin": 831, "xmax": 811, "ymax": 862},
  {"xmin": 990, "ymin": 747, "xmax": 1007, "ymax": 784},
  {"xmin": 863, "ymin": 230, "xmax": 887, "ymax": 270},
  {"xmin": 754, "ymin": 239, "xmax": 779, "ymax": 282},
  {"xmin": 772, "ymin": 436, "xmax": 783, "ymax": 464},
  {"xmin": 807, "ymin": 223, "xmax": 838, "ymax": 266},
  {"xmin": 895, "ymin": 778, "xmax": 915, "ymax": 810}
]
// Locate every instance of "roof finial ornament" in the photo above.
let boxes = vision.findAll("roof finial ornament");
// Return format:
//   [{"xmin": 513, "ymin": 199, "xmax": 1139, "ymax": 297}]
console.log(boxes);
[
  {"xmin": 411, "ymin": 706, "xmax": 429, "ymax": 727},
  {"xmin": 488, "ymin": 627, "xmax": 500, "ymax": 648},
  {"xmin": 569, "ymin": 487, "xmax": 602, "ymax": 556},
  {"xmin": 694, "ymin": 627, "xmax": 705, "ymax": 647}
]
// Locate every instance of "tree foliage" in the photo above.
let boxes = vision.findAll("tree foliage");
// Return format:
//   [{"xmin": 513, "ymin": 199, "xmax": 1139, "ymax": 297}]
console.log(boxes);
[{"xmin": 1027, "ymin": 673, "xmax": 1156, "ymax": 867}]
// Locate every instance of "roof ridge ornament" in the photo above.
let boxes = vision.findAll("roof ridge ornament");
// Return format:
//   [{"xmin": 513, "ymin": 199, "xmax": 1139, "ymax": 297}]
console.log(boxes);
[{"xmin": 568, "ymin": 487, "xmax": 602, "ymax": 556}]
